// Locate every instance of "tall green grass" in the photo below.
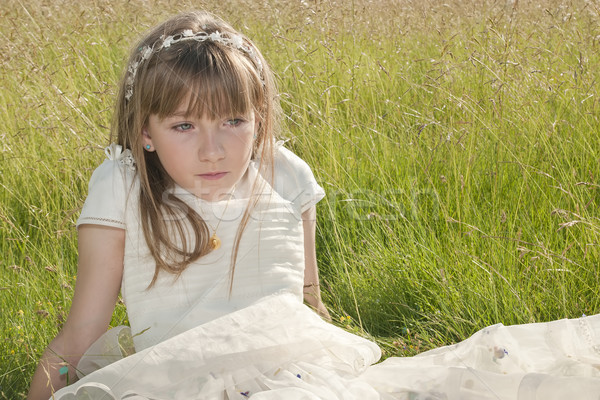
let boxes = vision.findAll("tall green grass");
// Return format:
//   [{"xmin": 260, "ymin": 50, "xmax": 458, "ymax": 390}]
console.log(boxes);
[{"xmin": 1, "ymin": 0, "xmax": 599, "ymax": 397}]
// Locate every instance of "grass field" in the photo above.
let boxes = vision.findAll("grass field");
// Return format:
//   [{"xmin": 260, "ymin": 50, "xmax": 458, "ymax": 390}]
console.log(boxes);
[{"xmin": 1, "ymin": 0, "xmax": 600, "ymax": 397}]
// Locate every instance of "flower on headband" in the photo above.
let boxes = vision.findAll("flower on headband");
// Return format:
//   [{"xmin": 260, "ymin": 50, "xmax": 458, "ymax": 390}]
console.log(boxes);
[
  {"xmin": 182, "ymin": 29, "xmax": 194, "ymax": 37},
  {"xmin": 209, "ymin": 31, "xmax": 223, "ymax": 42},
  {"xmin": 231, "ymin": 35, "xmax": 244, "ymax": 48},
  {"xmin": 141, "ymin": 46, "xmax": 152, "ymax": 59},
  {"xmin": 162, "ymin": 36, "xmax": 174, "ymax": 48},
  {"xmin": 127, "ymin": 62, "xmax": 137, "ymax": 74}
]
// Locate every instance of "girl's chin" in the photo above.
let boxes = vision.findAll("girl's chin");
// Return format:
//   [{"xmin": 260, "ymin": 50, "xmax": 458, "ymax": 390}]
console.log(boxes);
[{"xmin": 193, "ymin": 186, "xmax": 237, "ymax": 202}]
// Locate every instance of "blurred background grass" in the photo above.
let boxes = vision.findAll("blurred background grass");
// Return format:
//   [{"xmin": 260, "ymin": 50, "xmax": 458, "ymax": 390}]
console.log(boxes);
[{"xmin": 1, "ymin": 0, "xmax": 599, "ymax": 397}]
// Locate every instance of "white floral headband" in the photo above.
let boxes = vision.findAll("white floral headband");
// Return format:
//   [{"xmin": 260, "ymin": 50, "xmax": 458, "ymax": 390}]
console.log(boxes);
[{"xmin": 124, "ymin": 29, "xmax": 264, "ymax": 101}]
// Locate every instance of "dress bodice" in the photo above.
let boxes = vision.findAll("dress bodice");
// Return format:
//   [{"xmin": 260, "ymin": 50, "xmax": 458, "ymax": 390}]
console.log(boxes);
[{"xmin": 122, "ymin": 184, "xmax": 307, "ymax": 350}]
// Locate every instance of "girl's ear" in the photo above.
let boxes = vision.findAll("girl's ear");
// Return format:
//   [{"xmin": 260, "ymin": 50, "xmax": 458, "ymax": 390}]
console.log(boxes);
[{"xmin": 142, "ymin": 128, "xmax": 154, "ymax": 151}]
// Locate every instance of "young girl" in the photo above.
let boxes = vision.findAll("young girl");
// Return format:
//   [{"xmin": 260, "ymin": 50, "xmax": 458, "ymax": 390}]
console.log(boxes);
[{"xmin": 27, "ymin": 10, "xmax": 600, "ymax": 400}]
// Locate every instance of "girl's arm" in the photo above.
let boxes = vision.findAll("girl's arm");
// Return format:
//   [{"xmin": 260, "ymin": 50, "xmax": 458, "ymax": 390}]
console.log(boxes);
[
  {"xmin": 302, "ymin": 205, "xmax": 331, "ymax": 321},
  {"xmin": 27, "ymin": 225, "xmax": 125, "ymax": 400}
]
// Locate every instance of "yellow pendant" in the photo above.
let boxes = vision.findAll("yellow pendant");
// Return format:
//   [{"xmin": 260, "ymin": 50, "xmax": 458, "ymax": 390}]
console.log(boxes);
[{"xmin": 210, "ymin": 233, "xmax": 221, "ymax": 250}]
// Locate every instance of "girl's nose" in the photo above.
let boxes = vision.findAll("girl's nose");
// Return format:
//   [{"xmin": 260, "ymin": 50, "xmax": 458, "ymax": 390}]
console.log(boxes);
[{"xmin": 198, "ymin": 130, "xmax": 225, "ymax": 162}]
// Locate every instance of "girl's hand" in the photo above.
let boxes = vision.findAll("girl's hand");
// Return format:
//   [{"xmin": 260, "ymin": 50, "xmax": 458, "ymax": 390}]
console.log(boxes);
[
  {"xmin": 307, "ymin": 295, "xmax": 332, "ymax": 322},
  {"xmin": 27, "ymin": 225, "xmax": 125, "ymax": 400},
  {"xmin": 315, "ymin": 302, "xmax": 332, "ymax": 322}
]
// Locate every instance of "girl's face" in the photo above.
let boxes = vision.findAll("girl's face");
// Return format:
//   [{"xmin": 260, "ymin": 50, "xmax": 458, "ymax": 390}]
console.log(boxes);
[{"xmin": 142, "ymin": 102, "xmax": 257, "ymax": 202}]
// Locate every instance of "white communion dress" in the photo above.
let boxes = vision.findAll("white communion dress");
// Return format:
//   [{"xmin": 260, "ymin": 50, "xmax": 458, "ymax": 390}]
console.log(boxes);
[{"xmin": 53, "ymin": 144, "xmax": 600, "ymax": 399}]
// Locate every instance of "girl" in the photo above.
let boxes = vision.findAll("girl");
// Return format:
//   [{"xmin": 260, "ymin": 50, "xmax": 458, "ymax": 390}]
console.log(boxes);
[
  {"xmin": 27, "ymin": 10, "xmax": 600, "ymax": 400},
  {"xmin": 27, "ymin": 10, "xmax": 329, "ymax": 399}
]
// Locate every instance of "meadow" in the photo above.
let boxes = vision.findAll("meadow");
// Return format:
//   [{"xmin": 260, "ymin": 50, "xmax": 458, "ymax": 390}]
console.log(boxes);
[{"xmin": 1, "ymin": 0, "xmax": 599, "ymax": 397}]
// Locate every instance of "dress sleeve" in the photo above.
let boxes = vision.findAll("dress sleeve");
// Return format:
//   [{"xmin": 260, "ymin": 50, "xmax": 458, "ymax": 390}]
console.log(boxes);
[
  {"xmin": 272, "ymin": 143, "xmax": 325, "ymax": 213},
  {"xmin": 76, "ymin": 145, "xmax": 136, "ymax": 229}
]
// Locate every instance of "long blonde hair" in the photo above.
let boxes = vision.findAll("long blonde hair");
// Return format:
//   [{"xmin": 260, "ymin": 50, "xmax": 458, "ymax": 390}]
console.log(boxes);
[{"xmin": 111, "ymin": 11, "xmax": 279, "ymax": 287}]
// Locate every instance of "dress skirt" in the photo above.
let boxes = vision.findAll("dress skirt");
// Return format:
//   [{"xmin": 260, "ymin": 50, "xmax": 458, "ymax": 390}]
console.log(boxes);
[{"xmin": 53, "ymin": 293, "xmax": 600, "ymax": 400}]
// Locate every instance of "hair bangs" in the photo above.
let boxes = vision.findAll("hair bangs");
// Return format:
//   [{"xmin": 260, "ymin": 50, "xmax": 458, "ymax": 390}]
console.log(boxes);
[{"xmin": 146, "ymin": 44, "xmax": 261, "ymax": 121}]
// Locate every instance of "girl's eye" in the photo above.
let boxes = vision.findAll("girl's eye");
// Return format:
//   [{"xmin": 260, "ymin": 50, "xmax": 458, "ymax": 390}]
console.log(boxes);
[
  {"xmin": 175, "ymin": 123, "xmax": 193, "ymax": 131},
  {"xmin": 225, "ymin": 118, "xmax": 243, "ymax": 127}
]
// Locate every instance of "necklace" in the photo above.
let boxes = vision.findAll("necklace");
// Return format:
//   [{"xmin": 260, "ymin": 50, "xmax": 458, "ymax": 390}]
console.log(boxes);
[{"xmin": 202, "ymin": 188, "xmax": 235, "ymax": 251}]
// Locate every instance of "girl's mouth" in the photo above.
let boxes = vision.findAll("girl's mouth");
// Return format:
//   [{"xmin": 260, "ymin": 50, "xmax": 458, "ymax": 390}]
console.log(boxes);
[{"xmin": 197, "ymin": 172, "xmax": 228, "ymax": 181}]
